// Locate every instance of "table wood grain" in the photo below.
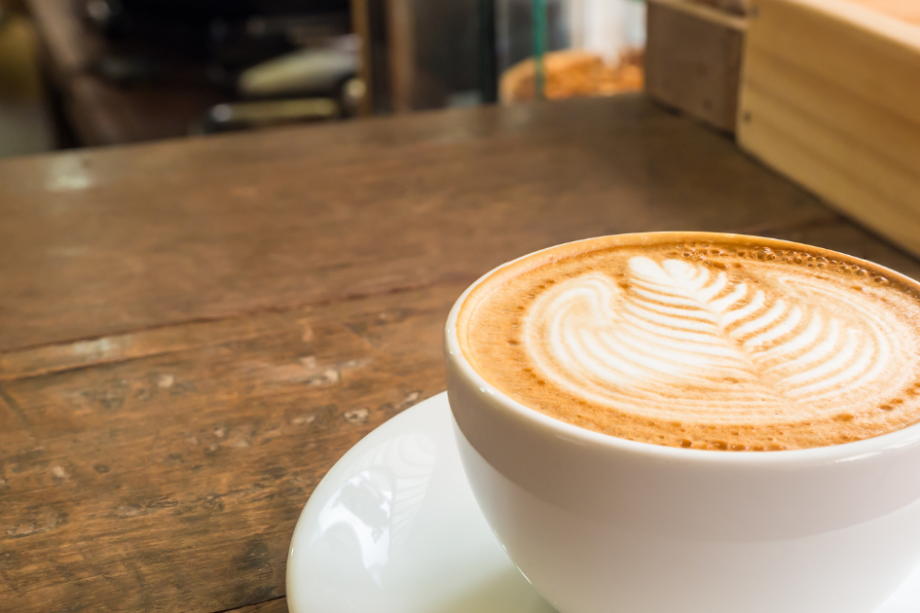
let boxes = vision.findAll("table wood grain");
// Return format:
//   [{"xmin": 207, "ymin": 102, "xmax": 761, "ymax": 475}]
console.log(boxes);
[{"xmin": 1, "ymin": 94, "xmax": 917, "ymax": 613}]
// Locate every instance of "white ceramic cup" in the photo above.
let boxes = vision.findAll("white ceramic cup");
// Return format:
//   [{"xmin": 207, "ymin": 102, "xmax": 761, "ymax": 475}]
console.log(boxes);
[{"xmin": 444, "ymin": 233, "xmax": 920, "ymax": 613}]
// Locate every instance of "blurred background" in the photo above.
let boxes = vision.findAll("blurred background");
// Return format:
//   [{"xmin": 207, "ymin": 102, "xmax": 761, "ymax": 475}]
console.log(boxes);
[{"xmin": 0, "ymin": 0, "xmax": 647, "ymax": 157}]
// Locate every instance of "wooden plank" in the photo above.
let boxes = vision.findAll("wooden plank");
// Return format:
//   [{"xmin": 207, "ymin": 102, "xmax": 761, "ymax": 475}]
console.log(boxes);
[
  {"xmin": 384, "ymin": 0, "xmax": 481, "ymax": 111},
  {"xmin": 846, "ymin": 0, "xmax": 920, "ymax": 26},
  {"xmin": 645, "ymin": 0, "xmax": 748, "ymax": 132},
  {"xmin": 0, "ymin": 312, "xmax": 307, "ymax": 382},
  {"xmin": 0, "ymin": 95, "xmax": 836, "ymax": 353},
  {"xmin": 351, "ymin": 0, "xmax": 376, "ymax": 116},
  {"xmin": 385, "ymin": 0, "xmax": 417, "ymax": 112},
  {"xmin": 0, "ymin": 281, "xmax": 461, "ymax": 613},
  {"xmin": 737, "ymin": 0, "xmax": 920, "ymax": 257}
]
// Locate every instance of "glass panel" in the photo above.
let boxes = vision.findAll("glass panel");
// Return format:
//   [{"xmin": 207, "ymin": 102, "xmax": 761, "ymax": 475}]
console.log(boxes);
[{"xmin": 496, "ymin": 0, "xmax": 645, "ymax": 104}]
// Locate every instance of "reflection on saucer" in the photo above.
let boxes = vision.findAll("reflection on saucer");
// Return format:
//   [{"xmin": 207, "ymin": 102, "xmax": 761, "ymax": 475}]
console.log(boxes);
[
  {"xmin": 287, "ymin": 393, "xmax": 557, "ymax": 613},
  {"xmin": 314, "ymin": 431, "xmax": 437, "ymax": 585}
]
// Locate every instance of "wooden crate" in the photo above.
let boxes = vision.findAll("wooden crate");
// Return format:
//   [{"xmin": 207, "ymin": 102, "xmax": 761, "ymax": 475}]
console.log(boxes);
[
  {"xmin": 736, "ymin": 0, "xmax": 920, "ymax": 256},
  {"xmin": 646, "ymin": 0, "xmax": 920, "ymax": 256}
]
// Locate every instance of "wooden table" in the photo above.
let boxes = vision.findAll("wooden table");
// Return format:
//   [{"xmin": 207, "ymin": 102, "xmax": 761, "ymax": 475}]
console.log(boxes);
[{"xmin": 2, "ymin": 94, "xmax": 918, "ymax": 613}]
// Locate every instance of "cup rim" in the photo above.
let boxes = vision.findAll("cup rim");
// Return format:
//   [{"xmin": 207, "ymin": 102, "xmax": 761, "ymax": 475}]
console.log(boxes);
[{"xmin": 445, "ymin": 231, "xmax": 920, "ymax": 467}]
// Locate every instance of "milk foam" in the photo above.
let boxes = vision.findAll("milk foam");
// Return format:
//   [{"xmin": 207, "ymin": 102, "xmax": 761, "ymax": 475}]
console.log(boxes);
[
  {"xmin": 459, "ymin": 236, "xmax": 920, "ymax": 450},
  {"xmin": 524, "ymin": 256, "xmax": 903, "ymax": 424}
]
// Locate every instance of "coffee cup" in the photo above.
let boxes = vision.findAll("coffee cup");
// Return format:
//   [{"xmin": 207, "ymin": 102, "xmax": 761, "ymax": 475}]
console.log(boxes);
[{"xmin": 444, "ymin": 232, "xmax": 920, "ymax": 613}]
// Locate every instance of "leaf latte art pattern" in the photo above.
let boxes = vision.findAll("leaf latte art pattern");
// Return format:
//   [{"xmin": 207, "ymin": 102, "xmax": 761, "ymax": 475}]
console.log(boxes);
[{"xmin": 524, "ymin": 257, "xmax": 909, "ymax": 424}]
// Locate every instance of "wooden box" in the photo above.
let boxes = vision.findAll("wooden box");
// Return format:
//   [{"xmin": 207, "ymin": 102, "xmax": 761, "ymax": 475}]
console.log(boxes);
[
  {"xmin": 738, "ymin": 0, "xmax": 920, "ymax": 256},
  {"xmin": 646, "ymin": 0, "xmax": 920, "ymax": 257}
]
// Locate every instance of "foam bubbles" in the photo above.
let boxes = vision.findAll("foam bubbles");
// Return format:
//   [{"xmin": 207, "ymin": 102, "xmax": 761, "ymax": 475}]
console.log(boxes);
[
  {"xmin": 523, "ymin": 255, "xmax": 908, "ymax": 426},
  {"xmin": 460, "ymin": 237, "xmax": 920, "ymax": 450}
]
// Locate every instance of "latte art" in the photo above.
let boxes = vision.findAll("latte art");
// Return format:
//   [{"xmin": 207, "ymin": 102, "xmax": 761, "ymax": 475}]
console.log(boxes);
[
  {"xmin": 459, "ymin": 235, "xmax": 920, "ymax": 450},
  {"xmin": 525, "ymin": 257, "xmax": 903, "ymax": 425}
]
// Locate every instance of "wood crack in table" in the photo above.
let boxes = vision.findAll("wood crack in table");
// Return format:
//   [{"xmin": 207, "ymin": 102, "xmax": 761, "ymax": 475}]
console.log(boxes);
[{"xmin": 1, "ymin": 94, "xmax": 919, "ymax": 613}]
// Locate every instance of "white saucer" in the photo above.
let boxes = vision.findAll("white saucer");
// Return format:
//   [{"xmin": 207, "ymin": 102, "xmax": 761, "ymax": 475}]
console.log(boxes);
[{"xmin": 286, "ymin": 393, "xmax": 920, "ymax": 613}]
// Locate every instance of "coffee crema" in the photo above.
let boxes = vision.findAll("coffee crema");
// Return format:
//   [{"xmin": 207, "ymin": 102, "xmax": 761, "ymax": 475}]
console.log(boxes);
[{"xmin": 457, "ymin": 234, "xmax": 920, "ymax": 450}]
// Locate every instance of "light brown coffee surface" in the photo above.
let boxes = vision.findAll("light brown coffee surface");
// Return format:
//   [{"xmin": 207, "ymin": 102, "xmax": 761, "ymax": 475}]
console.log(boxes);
[{"xmin": 458, "ymin": 234, "xmax": 920, "ymax": 450}]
